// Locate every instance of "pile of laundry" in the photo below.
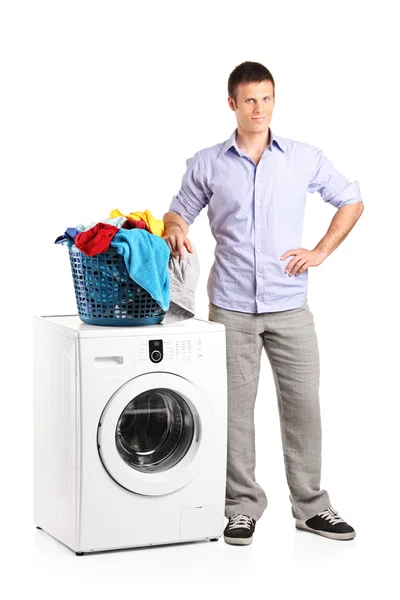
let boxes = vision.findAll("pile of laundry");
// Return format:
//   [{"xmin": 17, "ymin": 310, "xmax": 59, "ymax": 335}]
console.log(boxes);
[{"xmin": 55, "ymin": 208, "xmax": 199, "ymax": 324}]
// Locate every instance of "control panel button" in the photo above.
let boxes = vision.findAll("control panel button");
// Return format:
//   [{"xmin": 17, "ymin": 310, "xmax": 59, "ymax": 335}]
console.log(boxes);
[{"xmin": 150, "ymin": 350, "xmax": 162, "ymax": 362}]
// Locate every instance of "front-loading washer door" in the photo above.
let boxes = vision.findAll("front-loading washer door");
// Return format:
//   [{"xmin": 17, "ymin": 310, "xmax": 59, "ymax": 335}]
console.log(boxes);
[{"xmin": 97, "ymin": 372, "xmax": 214, "ymax": 496}]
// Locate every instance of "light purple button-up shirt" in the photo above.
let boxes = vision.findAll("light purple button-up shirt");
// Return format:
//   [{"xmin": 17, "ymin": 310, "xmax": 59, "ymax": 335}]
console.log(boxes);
[{"xmin": 169, "ymin": 128, "xmax": 362, "ymax": 313}]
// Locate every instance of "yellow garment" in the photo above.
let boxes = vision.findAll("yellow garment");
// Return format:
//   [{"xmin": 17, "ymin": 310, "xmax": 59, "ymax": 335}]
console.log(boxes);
[{"xmin": 110, "ymin": 208, "xmax": 164, "ymax": 237}]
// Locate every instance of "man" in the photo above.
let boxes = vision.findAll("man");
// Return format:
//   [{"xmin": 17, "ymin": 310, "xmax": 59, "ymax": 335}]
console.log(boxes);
[{"xmin": 163, "ymin": 61, "xmax": 363, "ymax": 546}]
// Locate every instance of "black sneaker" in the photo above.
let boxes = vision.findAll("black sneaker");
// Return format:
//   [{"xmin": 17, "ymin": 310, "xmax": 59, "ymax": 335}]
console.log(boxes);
[
  {"xmin": 296, "ymin": 507, "xmax": 356, "ymax": 540},
  {"xmin": 224, "ymin": 513, "xmax": 256, "ymax": 545}
]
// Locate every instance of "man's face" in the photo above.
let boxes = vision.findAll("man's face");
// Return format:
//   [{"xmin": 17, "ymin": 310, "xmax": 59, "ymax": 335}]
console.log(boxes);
[{"xmin": 228, "ymin": 80, "xmax": 275, "ymax": 135}]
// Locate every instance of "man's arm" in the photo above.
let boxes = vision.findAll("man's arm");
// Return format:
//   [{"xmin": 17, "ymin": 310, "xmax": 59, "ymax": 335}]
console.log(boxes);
[
  {"xmin": 313, "ymin": 201, "xmax": 364, "ymax": 259},
  {"xmin": 281, "ymin": 201, "xmax": 364, "ymax": 276},
  {"xmin": 281, "ymin": 147, "xmax": 364, "ymax": 276},
  {"xmin": 163, "ymin": 150, "xmax": 210, "ymax": 259}
]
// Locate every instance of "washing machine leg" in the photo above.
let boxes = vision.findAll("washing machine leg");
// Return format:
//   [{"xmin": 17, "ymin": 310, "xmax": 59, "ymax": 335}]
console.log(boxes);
[
  {"xmin": 209, "ymin": 538, "xmax": 219, "ymax": 542},
  {"xmin": 75, "ymin": 552, "xmax": 84, "ymax": 556},
  {"xmin": 36, "ymin": 526, "xmax": 42, "ymax": 530}
]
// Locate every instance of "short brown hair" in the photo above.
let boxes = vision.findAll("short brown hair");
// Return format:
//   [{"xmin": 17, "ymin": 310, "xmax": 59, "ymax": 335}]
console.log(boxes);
[{"xmin": 228, "ymin": 61, "xmax": 275, "ymax": 104}]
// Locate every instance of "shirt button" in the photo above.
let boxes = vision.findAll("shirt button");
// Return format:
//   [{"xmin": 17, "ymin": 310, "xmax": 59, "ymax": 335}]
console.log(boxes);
[
  {"xmin": 258, "ymin": 225, "xmax": 261, "ymax": 228},
  {"xmin": 257, "ymin": 202, "xmax": 260, "ymax": 206},
  {"xmin": 257, "ymin": 249, "xmax": 261, "ymax": 253}
]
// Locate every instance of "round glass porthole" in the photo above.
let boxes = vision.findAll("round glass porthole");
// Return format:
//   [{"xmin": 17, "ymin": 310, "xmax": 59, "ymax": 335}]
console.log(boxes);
[{"xmin": 115, "ymin": 387, "xmax": 195, "ymax": 473}]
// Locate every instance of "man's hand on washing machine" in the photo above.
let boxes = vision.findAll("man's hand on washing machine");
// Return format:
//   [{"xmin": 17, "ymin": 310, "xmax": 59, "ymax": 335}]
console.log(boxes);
[{"xmin": 163, "ymin": 227, "xmax": 193, "ymax": 261}]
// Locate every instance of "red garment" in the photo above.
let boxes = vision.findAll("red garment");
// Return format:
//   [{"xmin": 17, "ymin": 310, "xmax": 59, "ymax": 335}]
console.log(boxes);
[
  {"xmin": 122, "ymin": 218, "xmax": 148, "ymax": 231},
  {"xmin": 75, "ymin": 223, "xmax": 119, "ymax": 256}
]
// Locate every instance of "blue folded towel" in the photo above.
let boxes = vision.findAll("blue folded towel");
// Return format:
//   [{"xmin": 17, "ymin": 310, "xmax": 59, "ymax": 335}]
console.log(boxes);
[{"xmin": 110, "ymin": 228, "xmax": 170, "ymax": 311}]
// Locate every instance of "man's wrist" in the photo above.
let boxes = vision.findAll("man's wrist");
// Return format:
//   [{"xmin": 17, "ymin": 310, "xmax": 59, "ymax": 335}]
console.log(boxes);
[
  {"xmin": 165, "ymin": 224, "xmax": 185, "ymax": 235},
  {"xmin": 313, "ymin": 247, "xmax": 329, "ymax": 260}
]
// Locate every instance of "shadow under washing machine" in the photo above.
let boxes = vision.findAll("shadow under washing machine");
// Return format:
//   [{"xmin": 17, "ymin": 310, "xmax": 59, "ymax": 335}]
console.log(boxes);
[{"xmin": 33, "ymin": 315, "xmax": 227, "ymax": 555}]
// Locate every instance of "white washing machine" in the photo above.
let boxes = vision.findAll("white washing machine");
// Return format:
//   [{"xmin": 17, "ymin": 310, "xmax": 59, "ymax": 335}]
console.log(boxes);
[{"xmin": 33, "ymin": 315, "xmax": 227, "ymax": 555}]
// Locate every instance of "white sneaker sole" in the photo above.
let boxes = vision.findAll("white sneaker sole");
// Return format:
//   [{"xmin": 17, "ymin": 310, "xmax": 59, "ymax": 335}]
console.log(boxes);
[
  {"xmin": 295, "ymin": 520, "xmax": 356, "ymax": 540},
  {"xmin": 224, "ymin": 535, "xmax": 253, "ymax": 546}
]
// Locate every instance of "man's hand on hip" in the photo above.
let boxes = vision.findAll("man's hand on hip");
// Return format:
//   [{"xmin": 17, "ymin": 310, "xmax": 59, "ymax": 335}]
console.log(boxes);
[{"xmin": 280, "ymin": 248, "xmax": 327, "ymax": 276}]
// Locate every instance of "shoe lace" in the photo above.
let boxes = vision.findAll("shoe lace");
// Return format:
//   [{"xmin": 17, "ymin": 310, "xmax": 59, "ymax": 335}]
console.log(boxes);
[
  {"xmin": 228, "ymin": 513, "xmax": 254, "ymax": 530},
  {"xmin": 318, "ymin": 507, "xmax": 345, "ymax": 525}
]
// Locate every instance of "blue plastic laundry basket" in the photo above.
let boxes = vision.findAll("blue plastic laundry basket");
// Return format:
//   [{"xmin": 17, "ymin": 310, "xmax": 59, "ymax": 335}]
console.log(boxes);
[{"xmin": 68, "ymin": 245, "xmax": 166, "ymax": 326}]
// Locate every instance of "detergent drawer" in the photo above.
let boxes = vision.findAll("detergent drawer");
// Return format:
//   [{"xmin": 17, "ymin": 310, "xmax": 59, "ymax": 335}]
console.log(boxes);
[{"xmin": 77, "ymin": 337, "xmax": 135, "ymax": 378}]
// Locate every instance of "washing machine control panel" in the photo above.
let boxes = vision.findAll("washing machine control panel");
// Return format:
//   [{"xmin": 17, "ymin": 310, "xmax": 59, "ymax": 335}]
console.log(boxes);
[
  {"xmin": 137, "ymin": 336, "xmax": 204, "ymax": 362},
  {"xmin": 149, "ymin": 339, "xmax": 163, "ymax": 363}
]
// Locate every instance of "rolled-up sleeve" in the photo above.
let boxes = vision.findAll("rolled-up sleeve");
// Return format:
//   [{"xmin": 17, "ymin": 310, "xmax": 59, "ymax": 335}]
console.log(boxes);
[
  {"xmin": 169, "ymin": 151, "xmax": 210, "ymax": 226},
  {"xmin": 307, "ymin": 147, "xmax": 362, "ymax": 208}
]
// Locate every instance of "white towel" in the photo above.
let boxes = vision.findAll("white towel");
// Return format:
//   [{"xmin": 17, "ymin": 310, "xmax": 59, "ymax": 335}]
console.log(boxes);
[{"xmin": 164, "ymin": 243, "xmax": 200, "ymax": 324}]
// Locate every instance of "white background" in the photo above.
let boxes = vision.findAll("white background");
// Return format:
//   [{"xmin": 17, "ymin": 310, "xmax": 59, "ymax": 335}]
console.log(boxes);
[{"xmin": 1, "ymin": 0, "xmax": 399, "ymax": 598}]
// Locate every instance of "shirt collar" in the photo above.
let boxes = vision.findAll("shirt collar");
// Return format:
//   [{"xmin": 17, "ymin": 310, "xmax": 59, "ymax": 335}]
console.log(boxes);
[{"xmin": 218, "ymin": 128, "xmax": 286, "ymax": 158}]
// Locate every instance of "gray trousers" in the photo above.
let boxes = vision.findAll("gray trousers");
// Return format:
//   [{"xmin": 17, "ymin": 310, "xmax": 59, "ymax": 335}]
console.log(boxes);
[{"xmin": 208, "ymin": 300, "xmax": 331, "ymax": 522}]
